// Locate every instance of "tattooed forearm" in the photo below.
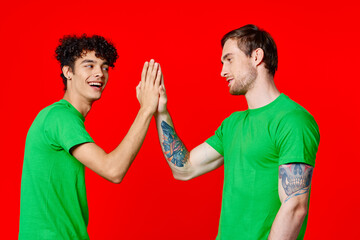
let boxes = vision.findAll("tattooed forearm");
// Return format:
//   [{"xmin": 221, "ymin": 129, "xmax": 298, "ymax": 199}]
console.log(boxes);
[
  {"xmin": 161, "ymin": 121, "xmax": 189, "ymax": 167},
  {"xmin": 279, "ymin": 164, "xmax": 313, "ymax": 203}
]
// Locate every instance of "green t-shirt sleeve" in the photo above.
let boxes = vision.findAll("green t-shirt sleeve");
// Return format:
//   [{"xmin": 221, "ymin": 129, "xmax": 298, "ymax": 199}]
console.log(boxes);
[
  {"xmin": 44, "ymin": 108, "xmax": 94, "ymax": 153},
  {"xmin": 276, "ymin": 110, "xmax": 320, "ymax": 167},
  {"xmin": 206, "ymin": 120, "xmax": 226, "ymax": 156}
]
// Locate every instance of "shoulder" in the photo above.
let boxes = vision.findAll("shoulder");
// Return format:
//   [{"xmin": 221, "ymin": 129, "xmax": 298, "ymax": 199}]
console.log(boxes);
[
  {"xmin": 277, "ymin": 96, "xmax": 318, "ymax": 131},
  {"xmin": 46, "ymin": 101, "xmax": 80, "ymax": 121},
  {"xmin": 274, "ymin": 96, "xmax": 320, "ymax": 143},
  {"xmin": 37, "ymin": 101, "xmax": 83, "ymax": 133},
  {"xmin": 29, "ymin": 101, "xmax": 67, "ymax": 125},
  {"xmin": 26, "ymin": 101, "xmax": 75, "ymax": 141},
  {"xmin": 281, "ymin": 109, "xmax": 317, "ymax": 126}
]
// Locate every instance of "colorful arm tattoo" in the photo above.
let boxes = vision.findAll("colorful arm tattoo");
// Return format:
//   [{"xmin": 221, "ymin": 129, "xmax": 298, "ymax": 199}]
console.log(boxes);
[
  {"xmin": 279, "ymin": 163, "xmax": 313, "ymax": 203},
  {"xmin": 161, "ymin": 121, "xmax": 189, "ymax": 167}
]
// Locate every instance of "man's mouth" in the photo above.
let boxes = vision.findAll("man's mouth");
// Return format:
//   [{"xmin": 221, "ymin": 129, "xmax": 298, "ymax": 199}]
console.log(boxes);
[
  {"xmin": 227, "ymin": 78, "xmax": 234, "ymax": 87},
  {"xmin": 88, "ymin": 82, "xmax": 103, "ymax": 90}
]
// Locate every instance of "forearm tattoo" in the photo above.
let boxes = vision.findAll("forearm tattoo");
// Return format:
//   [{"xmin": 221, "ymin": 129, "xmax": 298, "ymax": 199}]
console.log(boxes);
[
  {"xmin": 161, "ymin": 121, "xmax": 189, "ymax": 167},
  {"xmin": 279, "ymin": 164, "xmax": 313, "ymax": 203}
]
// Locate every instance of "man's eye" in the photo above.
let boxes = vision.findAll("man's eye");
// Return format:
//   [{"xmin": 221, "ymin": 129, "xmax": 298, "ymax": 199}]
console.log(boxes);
[
  {"xmin": 86, "ymin": 65, "xmax": 93, "ymax": 68},
  {"xmin": 227, "ymin": 58, "xmax": 232, "ymax": 62},
  {"xmin": 103, "ymin": 67, "xmax": 109, "ymax": 71}
]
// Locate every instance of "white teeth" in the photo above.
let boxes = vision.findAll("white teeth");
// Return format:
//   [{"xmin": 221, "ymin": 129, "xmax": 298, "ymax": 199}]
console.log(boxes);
[{"xmin": 89, "ymin": 82, "xmax": 102, "ymax": 86}]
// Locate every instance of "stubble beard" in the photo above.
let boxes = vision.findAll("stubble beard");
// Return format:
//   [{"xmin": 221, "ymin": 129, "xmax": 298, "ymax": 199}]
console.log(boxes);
[{"xmin": 230, "ymin": 65, "xmax": 257, "ymax": 96}]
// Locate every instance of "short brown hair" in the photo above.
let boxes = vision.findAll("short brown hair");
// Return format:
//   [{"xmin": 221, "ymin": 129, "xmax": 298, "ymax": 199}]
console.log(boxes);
[{"xmin": 221, "ymin": 24, "xmax": 278, "ymax": 76}]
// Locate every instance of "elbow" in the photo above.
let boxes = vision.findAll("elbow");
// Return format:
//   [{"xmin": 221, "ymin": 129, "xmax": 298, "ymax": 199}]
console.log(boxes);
[
  {"xmin": 172, "ymin": 166, "xmax": 197, "ymax": 181},
  {"xmin": 289, "ymin": 201, "xmax": 308, "ymax": 222},
  {"xmin": 101, "ymin": 155, "xmax": 129, "ymax": 184},
  {"xmin": 106, "ymin": 175, "xmax": 123, "ymax": 184},
  {"xmin": 107, "ymin": 170, "xmax": 125, "ymax": 184},
  {"xmin": 109, "ymin": 177, "xmax": 123, "ymax": 184},
  {"xmin": 173, "ymin": 172, "xmax": 194, "ymax": 181},
  {"xmin": 295, "ymin": 204, "xmax": 308, "ymax": 220}
]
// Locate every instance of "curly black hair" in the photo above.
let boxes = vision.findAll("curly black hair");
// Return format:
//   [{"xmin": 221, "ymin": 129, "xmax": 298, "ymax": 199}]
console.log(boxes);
[{"xmin": 55, "ymin": 34, "xmax": 118, "ymax": 90}]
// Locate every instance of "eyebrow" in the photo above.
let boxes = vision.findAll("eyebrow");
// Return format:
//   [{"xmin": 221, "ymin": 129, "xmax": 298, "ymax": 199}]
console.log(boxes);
[
  {"xmin": 80, "ymin": 59, "xmax": 109, "ymax": 66},
  {"xmin": 80, "ymin": 59, "xmax": 95, "ymax": 64},
  {"xmin": 221, "ymin": 53, "xmax": 233, "ymax": 63}
]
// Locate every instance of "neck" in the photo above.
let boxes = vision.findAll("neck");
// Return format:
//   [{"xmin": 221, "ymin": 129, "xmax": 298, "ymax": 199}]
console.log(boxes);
[
  {"xmin": 63, "ymin": 91, "xmax": 92, "ymax": 118},
  {"xmin": 245, "ymin": 73, "xmax": 280, "ymax": 109}
]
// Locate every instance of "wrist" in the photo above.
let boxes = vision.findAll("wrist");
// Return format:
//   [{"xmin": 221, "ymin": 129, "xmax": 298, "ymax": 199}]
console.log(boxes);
[
  {"xmin": 155, "ymin": 108, "xmax": 169, "ymax": 118},
  {"xmin": 139, "ymin": 106, "xmax": 154, "ymax": 119}
]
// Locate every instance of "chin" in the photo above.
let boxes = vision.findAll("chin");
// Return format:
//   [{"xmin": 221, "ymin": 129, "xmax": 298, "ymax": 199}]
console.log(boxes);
[
  {"xmin": 229, "ymin": 89, "xmax": 246, "ymax": 96},
  {"xmin": 89, "ymin": 94, "xmax": 102, "ymax": 102}
]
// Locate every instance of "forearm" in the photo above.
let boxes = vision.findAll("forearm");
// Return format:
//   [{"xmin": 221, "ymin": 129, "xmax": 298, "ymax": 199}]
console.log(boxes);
[
  {"xmin": 155, "ymin": 110, "xmax": 193, "ymax": 180},
  {"xmin": 73, "ymin": 60, "xmax": 162, "ymax": 183},
  {"xmin": 104, "ymin": 107, "xmax": 153, "ymax": 182},
  {"xmin": 268, "ymin": 200, "xmax": 308, "ymax": 240},
  {"xmin": 154, "ymin": 110, "xmax": 174, "ymax": 134}
]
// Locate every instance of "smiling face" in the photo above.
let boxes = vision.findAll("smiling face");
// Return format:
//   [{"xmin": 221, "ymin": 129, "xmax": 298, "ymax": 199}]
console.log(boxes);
[
  {"xmin": 220, "ymin": 39, "xmax": 257, "ymax": 95},
  {"xmin": 65, "ymin": 51, "xmax": 109, "ymax": 103}
]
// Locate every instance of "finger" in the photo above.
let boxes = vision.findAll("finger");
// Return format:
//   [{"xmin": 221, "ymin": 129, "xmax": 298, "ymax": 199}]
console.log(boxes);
[
  {"xmin": 159, "ymin": 85, "xmax": 165, "ymax": 95},
  {"xmin": 161, "ymin": 74, "xmax": 166, "ymax": 90},
  {"xmin": 150, "ymin": 62, "xmax": 159, "ymax": 86},
  {"xmin": 141, "ymin": 61, "xmax": 149, "ymax": 88},
  {"xmin": 146, "ymin": 59, "xmax": 155, "ymax": 85},
  {"xmin": 155, "ymin": 64, "xmax": 162, "ymax": 88}
]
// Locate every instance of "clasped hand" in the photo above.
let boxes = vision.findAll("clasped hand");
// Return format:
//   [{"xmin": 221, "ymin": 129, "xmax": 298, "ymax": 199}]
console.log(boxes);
[{"xmin": 136, "ymin": 59, "xmax": 167, "ymax": 115}]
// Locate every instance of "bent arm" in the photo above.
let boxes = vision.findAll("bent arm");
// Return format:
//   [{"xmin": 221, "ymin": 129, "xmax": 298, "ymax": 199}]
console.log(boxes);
[
  {"xmin": 268, "ymin": 163, "xmax": 314, "ymax": 240},
  {"xmin": 155, "ymin": 110, "xmax": 223, "ymax": 181},
  {"xmin": 72, "ymin": 60, "xmax": 161, "ymax": 184},
  {"xmin": 72, "ymin": 108, "xmax": 153, "ymax": 184}
]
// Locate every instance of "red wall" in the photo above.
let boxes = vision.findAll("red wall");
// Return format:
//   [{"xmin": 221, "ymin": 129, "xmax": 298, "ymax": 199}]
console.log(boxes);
[{"xmin": 1, "ymin": 0, "xmax": 359, "ymax": 239}]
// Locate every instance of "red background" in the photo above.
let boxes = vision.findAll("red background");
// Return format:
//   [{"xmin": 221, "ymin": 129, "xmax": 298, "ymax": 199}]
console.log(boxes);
[{"xmin": 1, "ymin": 0, "xmax": 359, "ymax": 239}]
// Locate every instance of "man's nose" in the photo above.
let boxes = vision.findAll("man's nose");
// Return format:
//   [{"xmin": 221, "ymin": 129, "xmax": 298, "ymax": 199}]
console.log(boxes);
[
  {"xmin": 220, "ymin": 65, "xmax": 228, "ymax": 78},
  {"xmin": 94, "ymin": 66, "xmax": 104, "ymax": 78}
]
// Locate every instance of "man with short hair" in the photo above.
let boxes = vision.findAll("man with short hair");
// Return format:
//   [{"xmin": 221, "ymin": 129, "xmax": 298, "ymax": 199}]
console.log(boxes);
[
  {"xmin": 19, "ymin": 35, "xmax": 162, "ymax": 239},
  {"xmin": 153, "ymin": 24, "xmax": 320, "ymax": 239}
]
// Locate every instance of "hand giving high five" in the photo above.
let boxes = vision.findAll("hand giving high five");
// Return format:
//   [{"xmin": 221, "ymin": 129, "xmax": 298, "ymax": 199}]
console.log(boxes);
[{"xmin": 136, "ymin": 59, "xmax": 162, "ymax": 115}]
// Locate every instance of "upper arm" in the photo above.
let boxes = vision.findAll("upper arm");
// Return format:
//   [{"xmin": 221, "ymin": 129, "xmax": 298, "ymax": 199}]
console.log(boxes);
[
  {"xmin": 44, "ymin": 108, "xmax": 117, "ymax": 180},
  {"xmin": 276, "ymin": 111, "xmax": 318, "ymax": 204},
  {"xmin": 172, "ymin": 142, "xmax": 224, "ymax": 180},
  {"xmin": 277, "ymin": 110, "xmax": 320, "ymax": 166},
  {"xmin": 278, "ymin": 163, "xmax": 314, "ymax": 204},
  {"xmin": 44, "ymin": 108, "xmax": 94, "ymax": 153}
]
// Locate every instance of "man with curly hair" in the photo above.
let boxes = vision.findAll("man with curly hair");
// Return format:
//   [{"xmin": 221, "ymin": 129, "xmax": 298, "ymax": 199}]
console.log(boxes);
[{"xmin": 19, "ymin": 35, "xmax": 162, "ymax": 239}]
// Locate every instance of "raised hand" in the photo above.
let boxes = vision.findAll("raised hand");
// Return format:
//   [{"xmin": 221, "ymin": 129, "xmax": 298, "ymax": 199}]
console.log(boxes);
[{"xmin": 136, "ymin": 59, "xmax": 162, "ymax": 115}]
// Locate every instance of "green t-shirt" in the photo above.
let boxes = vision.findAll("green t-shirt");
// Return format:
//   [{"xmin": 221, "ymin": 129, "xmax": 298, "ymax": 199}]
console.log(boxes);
[
  {"xmin": 19, "ymin": 99, "xmax": 94, "ymax": 239},
  {"xmin": 206, "ymin": 94, "xmax": 320, "ymax": 240}
]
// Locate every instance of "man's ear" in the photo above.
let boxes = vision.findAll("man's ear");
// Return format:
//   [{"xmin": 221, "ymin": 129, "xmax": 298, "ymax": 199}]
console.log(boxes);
[
  {"xmin": 62, "ymin": 65, "xmax": 73, "ymax": 80},
  {"xmin": 252, "ymin": 48, "xmax": 264, "ymax": 67}
]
